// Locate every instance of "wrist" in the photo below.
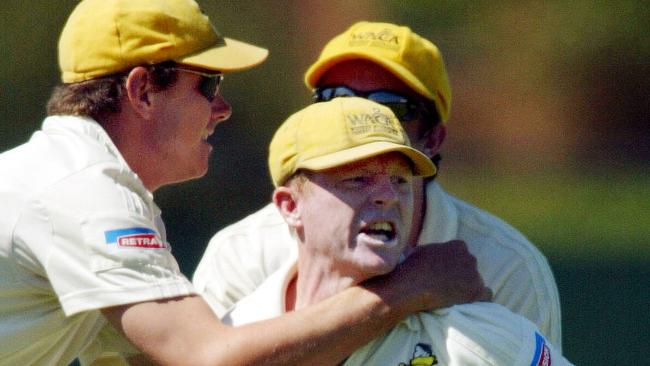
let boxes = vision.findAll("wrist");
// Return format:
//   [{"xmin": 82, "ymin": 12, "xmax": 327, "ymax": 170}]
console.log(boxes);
[{"xmin": 359, "ymin": 271, "xmax": 421, "ymax": 323}]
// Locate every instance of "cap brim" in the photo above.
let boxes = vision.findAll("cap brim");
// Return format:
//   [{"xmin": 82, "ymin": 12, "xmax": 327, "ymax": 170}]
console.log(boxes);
[
  {"xmin": 298, "ymin": 141, "xmax": 436, "ymax": 177},
  {"xmin": 177, "ymin": 37, "xmax": 268, "ymax": 73}
]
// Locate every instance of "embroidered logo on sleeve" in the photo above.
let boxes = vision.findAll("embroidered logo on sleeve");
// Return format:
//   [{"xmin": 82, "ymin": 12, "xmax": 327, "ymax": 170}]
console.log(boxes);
[
  {"xmin": 531, "ymin": 332, "xmax": 552, "ymax": 366},
  {"xmin": 104, "ymin": 227, "xmax": 166, "ymax": 249}
]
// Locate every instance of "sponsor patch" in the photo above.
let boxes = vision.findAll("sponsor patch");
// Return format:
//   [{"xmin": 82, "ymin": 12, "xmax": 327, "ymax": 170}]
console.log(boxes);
[
  {"xmin": 104, "ymin": 227, "xmax": 166, "ymax": 249},
  {"xmin": 530, "ymin": 332, "xmax": 552, "ymax": 366}
]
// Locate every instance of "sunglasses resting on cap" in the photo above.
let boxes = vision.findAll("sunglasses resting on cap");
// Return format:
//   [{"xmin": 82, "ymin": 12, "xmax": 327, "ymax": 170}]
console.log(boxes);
[{"xmin": 313, "ymin": 85, "xmax": 436, "ymax": 123}]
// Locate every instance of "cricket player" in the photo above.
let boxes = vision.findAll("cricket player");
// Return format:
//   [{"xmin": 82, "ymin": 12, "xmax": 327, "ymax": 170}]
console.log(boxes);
[
  {"xmin": 193, "ymin": 21, "xmax": 562, "ymax": 349},
  {"xmin": 221, "ymin": 96, "xmax": 573, "ymax": 365},
  {"xmin": 0, "ymin": 4, "xmax": 488, "ymax": 365}
]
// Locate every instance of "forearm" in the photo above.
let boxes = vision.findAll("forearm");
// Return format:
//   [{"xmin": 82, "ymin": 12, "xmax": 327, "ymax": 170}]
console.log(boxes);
[
  {"xmin": 210, "ymin": 248, "xmax": 485, "ymax": 365},
  {"xmin": 105, "ymin": 285, "xmax": 411, "ymax": 366},
  {"xmin": 106, "ymin": 241, "xmax": 486, "ymax": 365},
  {"xmin": 224, "ymin": 283, "xmax": 411, "ymax": 365}
]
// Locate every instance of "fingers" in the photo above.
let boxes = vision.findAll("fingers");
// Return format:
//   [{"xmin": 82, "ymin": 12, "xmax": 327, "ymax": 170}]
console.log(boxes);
[
  {"xmin": 394, "ymin": 240, "xmax": 488, "ymax": 311},
  {"xmin": 475, "ymin": 287, "xmax": 494, "ymax": 302}
]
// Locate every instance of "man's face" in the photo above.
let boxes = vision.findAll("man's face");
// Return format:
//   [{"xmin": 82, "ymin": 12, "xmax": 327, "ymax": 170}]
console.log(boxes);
[
  {"xmin": 316, "ymin": 59, "xmax": 432, "ymax": 151},
  {"xmin": 150, "ymin": 69, "xmax": 232, "ymax": 184},
  {"xmin": 295, "ymin": 152, "xmax": 414, "ymax": 281}
]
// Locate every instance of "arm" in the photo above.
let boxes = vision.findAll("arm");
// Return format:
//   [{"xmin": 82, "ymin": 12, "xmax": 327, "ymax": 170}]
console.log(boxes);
[{"xmin": 104, "ymin": 241, "xmax": 489, "ymax": 365}]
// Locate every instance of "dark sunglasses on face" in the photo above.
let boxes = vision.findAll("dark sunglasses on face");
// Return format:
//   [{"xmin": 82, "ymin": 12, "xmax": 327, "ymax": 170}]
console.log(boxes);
[
  {"xmin": 173, "ymin": 67, "xmax": 224, "ymax": 102},
  {"xmin": 313, "ymin": 85, "xmax": 430, "ymax": 122}
]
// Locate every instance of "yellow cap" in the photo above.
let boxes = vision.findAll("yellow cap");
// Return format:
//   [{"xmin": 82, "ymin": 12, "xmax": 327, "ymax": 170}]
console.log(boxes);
[
  {"xmin": 304, "ymin": 21, "xmax": 451, "ymax": 123},
  {"xmin": 269, "ymin": 97, "xmax": 436, "ymax": 186},
  {"xmin": 59, "ymin": 0, "xmax": 269, "ymax": 83}
]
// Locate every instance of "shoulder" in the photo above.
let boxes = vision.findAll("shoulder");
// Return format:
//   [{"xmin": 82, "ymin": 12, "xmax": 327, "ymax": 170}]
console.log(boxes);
[
  {"xmin": 434, "ymin": 183, "xmax": 550, "ymax": 270},
  {"xmin": 210, "ymin": 203, "xmax": 288, "ymax": 239},
  {"xmin": 202, "ymin": 203, "xmax": 293, "ymax": 260},
  {"xmin": 2, "ymin": 115, "xmax": 148, "ymax": 214},
  {"xmin": 429, "ymin": 303, "xmax": 570, "ymax": 365},
  {"xmin": 192, "ymin": 203, "xmax": 296, "ymax": 298},
  {"xmin": 220, "ymin": 259, "xmax": 296, "ymax": 326},
  {"xmin": 5, "ymin": 115, "xmax": 159, "ymax": 263},
  {"xmin": 4, "ymin": 115, "xmax": 156, "ymax": 253},
  {"xmin": 430, "ymin": 183, "xmax": 563, "ymax": 348}
]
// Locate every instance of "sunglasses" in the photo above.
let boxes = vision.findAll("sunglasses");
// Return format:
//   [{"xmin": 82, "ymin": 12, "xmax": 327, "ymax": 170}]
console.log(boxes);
[
  {"xmin": 313, "ymin": 85, "xmax": 430, "ymax": 122},
  {"xmin": 173, "ymin": 67, "xmax": 224, "ymax": 102}
]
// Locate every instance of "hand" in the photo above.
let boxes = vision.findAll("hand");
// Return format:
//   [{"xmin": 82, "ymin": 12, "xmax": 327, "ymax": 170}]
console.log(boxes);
[{"xmin": 367, "ymin": 240, "xmax": 492, "ymax": 314}]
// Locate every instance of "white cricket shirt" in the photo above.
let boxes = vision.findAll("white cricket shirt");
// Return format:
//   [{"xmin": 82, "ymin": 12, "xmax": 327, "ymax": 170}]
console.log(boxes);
[
  {"xmin": 0, "ymin": 116, "xmax": 195, "ymax": 365},
  {"xmin": 221, "ymin": 258, "xmax": 573, "ymax": 365}
]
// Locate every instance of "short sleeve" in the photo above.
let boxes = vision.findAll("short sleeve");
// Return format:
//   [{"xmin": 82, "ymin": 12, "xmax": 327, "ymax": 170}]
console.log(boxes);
[
  {"xmin": 12, "ymin": 169, "xmax": 195, "ymax": 316},
  {"xmin": 433, "ymin": 303, "xmax": 573, "ymax": 365}
]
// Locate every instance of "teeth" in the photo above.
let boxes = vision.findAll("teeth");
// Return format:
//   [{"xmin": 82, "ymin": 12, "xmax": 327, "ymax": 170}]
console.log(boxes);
[
  {"xmin": 369, "ymin": 222, "xmax": 392, "ymax": 231},
  {"xmin": 362, "ymin": 221, "xmax": 396, "ymax": 242},
  {"xmin": 369, "ymin": 232, "xmax": 390, "ymax": 241}
]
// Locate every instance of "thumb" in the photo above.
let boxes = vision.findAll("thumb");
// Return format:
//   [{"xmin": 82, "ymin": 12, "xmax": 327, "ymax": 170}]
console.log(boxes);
[{"xmin": 400, "ymin": 246, "xmax": 416, "ymax": 263}]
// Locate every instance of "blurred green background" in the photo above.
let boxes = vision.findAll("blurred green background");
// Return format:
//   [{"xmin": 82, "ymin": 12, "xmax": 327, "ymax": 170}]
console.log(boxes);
[{"xmin": 2, "ymin": 1, "xmax": 648, "ymax": 364}]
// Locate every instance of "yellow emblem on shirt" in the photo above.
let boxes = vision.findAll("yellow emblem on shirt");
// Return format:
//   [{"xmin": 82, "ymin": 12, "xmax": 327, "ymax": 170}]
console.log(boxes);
[{"xmin": 398, "ymin": 343, "xmax": 438, "ymax": 366}]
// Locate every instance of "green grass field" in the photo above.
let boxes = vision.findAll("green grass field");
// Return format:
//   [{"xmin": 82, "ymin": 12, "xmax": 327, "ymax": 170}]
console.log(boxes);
[{"xmin": 439, "ymin": 170, "xmax": 650, "ymax": 259}]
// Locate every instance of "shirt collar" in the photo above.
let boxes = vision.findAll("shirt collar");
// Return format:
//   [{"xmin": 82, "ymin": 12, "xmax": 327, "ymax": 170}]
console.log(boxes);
[{"xmin": 417, "ymin": 181, "xmax": 459, "ymax": 245}]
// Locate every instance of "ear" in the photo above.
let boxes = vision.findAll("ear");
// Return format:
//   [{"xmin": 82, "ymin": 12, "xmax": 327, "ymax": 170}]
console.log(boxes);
[
  {"xmin": 124, "ymin": 66, "xmax": 155, "ymax": 120},
  {"xmin": 421, "ymin": 124, "xmax": 447, "ymax": 159},
  {"xmin": 272, "ymin": 186, "xmax": 303, "ymax": 230}
]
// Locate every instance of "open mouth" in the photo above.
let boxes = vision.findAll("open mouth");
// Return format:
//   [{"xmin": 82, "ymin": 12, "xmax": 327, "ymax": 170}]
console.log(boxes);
[
  {"xmin": 202, "ymin": 130, "xmax": 213, "ymax": 142},
  {"xmin": 204, "ymin": 121, "xmax": 218, "ymax": 143},
  {"xmin": 360, "ymin": 221, "xmax": 396, "ymax": 242}
]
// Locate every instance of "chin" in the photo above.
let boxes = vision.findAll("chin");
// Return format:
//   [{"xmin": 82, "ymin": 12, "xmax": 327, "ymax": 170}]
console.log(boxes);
[
  {"xmin": 359, "ymin": 257, "xmax": 399, "ymax": 277},
  {"xmin": 175, "ymin": 165, "xmax": 209, "ymax": 184},
  {"xmin": 190, "ymin": 157, "xmax": 211, "ymax": 177}
]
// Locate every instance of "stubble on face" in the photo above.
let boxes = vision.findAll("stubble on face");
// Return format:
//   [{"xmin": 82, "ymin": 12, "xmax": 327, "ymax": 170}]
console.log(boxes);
[
  {"xmin": 297, "ymin": 154, "xmax": 415, "ymax": 284},
  {"xmin": 149, "ymin": 73, "xmax": 219, "ymax": 185}
]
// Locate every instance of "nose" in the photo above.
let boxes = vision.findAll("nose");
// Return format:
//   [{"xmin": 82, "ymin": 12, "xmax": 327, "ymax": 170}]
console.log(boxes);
[
  {"xmin": 211, "ymin": 95, "xmax": 232, "ymax": 123},
  {"xmin": 371, "ymin": 176, "xmax": 399, "ymax": 207}
]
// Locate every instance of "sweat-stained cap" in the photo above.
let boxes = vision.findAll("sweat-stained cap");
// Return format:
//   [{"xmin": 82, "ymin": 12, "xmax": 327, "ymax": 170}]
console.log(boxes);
[
  {"xmin": 304, "ymin": 21, "xmax": 451, "ymax": 123},
  {"xmin": 269, "ymin": 97, "xmax": 436, "ymax": 187},
  {"xmin": 58, "ymin": 0, "xmax": 268, "ymax": 83}
]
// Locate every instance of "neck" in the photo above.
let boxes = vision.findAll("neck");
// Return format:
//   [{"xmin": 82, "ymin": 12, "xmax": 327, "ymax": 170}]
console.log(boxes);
[
  {"xmin": 101, "ymin": 111, "xmax": 165, "ymax": 192},
  {"xmin": 287, "ymin": 253, "xmax": 360, "ymax": 311}
]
